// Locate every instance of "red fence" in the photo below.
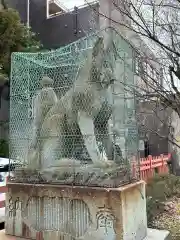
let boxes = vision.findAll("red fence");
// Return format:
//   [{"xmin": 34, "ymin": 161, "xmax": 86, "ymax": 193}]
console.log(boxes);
[{"xmin": 132, "ymin": 154, "xmax": 171, "ymax": 181}]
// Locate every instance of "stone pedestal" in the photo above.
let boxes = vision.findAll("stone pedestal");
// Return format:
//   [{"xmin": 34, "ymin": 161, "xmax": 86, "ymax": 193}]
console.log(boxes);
[{"xmin": 5, "ymin": 181, "xmax": 148, "ymax": 240}]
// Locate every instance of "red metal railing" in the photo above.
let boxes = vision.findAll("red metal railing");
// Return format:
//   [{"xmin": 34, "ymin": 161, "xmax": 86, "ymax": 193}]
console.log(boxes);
[
  {"xmin": 140, "ymin": 154, "xmax": 170, "ymax": 180},
  {"xmin": 132, "ymin": 154, "xmax": 171, "ymax": 181}
]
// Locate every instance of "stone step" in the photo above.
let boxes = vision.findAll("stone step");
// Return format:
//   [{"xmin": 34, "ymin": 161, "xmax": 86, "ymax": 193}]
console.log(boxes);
[
  {"xmin": 0, "ymin": 228, "xmax": 171, "ymax": 240},
  {"xmin": 145, "ymin": 228, "xmax": 171, "ymax": 240}
]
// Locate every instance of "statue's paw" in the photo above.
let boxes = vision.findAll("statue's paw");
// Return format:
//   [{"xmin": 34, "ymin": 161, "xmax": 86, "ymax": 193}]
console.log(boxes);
[
  {"xmin": 51, "ymin": 158, "xmax": 82, "ymax": 168},
  {"xmin": 93, "ymin": 160, "xmax": 116, "ymax": 168},
  {"xmin": 104, "ymin": 160, "xmax": 117, "ymax": 168}
]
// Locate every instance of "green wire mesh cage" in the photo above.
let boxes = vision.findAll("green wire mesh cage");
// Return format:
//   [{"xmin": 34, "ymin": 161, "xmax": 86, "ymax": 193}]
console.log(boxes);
[{"xmin": 9, "ymin": 28, "xmax": 139, "ymax": 187}]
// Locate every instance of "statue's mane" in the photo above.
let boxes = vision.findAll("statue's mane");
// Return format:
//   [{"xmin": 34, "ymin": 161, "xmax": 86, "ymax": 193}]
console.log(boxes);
[{"xmin": 75, "ymin": 37, "xmax": 105, "ymax": 84}]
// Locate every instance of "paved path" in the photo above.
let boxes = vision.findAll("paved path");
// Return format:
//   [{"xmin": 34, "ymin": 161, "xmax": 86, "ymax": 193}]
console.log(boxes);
[
  {"xmin": 0, "ymin": 230, "xmax": 26, "ymax": 240},
  {"xmin": 0, "ymin": 207, "xmax": 5, "ymax": 223},
  {"xmin": 0, "ymin": 181, "xmax": 6, "ymax": 223}
]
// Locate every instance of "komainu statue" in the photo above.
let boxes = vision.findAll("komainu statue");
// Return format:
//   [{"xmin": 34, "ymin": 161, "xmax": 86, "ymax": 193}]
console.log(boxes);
[{"xmin": 28, "ymin": 36, "xmax": 123, "ymax": 179}]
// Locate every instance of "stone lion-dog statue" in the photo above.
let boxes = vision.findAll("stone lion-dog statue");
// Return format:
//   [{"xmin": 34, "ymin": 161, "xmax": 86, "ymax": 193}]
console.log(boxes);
[{"xmin": 27, "ymin": 37, "xmax": 121, "ymax": 177}]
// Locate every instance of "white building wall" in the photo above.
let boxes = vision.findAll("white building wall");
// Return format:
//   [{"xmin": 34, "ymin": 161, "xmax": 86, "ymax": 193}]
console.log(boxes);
[{"xmin": 98, "ymin": 0, "xmax": 162, "ymax": 91}]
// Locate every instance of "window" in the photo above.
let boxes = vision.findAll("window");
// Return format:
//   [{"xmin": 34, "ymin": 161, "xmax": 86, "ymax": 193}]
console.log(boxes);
[
  {"xmin": 47, "ymin": 0, "xmax": 66, "ymax": 18},
  {"xmin": 112, "ymin": 0, "xmax": 121, "ymax": 7},
  {"xmin": 135, "ymin": 56, "xmax": 140, "ymax": 75},
  {"xmin": 135, "ymin": 55, "xmax": 144, "ymax": 76},
  {"xmin": 47, "ymin": 0, "xmax": 99, "ymax": 18},
  {"xmin": 147, "ymin": 63, "xmax": 151, "ymax": 79},
  {"xmin": 150, "ymin": 66, "xmax": 155, "ymax": 79}
]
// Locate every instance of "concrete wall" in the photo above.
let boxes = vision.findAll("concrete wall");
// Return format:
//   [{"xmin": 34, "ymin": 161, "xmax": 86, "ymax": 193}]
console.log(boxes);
[
  {"xmin": 6, "ymin": 0, "xmax": 99, "ymax": 49},
  {"xmin": 98, "ymin": 0, "xmax": 166, "ymax": 157},
  {"xmin": 170, "ymin": 110, "xmax": 180, "ymax": 167},
  {"xmin": 121, "ymin": 181, "xmax": 147, "ymax": 240},
  {"xmin": 98, "ymin": 0, "xmax": 162, "ymax": 94}
]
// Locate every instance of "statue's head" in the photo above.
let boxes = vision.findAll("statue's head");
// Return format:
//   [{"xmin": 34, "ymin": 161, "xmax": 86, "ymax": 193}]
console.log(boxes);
[
  {"xmin": 92, "ymin": 37, "xmax": 104, "ymax": 58},
  {"xmin": 40, "ymin": 76, "xmax": 54, "ymax": 87},
  {"xmin": 100, "ymin": 67, "xmax": 115, "ymax": 89},
  {"xmin": 91, "ymin": 37, "xmax": 105, "ymax": 71},
  {"xmin": 90, "ymin": 37, "xmax": 115, "ymax": 89}
]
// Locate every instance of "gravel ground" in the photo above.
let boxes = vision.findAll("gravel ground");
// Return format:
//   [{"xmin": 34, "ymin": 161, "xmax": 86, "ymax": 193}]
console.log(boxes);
[{"xmin": 151, "ymin": 197, "xmax": 180, "ymax": 240}]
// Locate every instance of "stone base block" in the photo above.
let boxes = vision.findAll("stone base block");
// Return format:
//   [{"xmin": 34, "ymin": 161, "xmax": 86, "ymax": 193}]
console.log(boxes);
[
  {"xmin": 5, "ymin": 180, "xmax": 147, "ymax": 240},
  {"xmin": 145, "ymin": 229, "xmax": 171, "ymax": 240}
]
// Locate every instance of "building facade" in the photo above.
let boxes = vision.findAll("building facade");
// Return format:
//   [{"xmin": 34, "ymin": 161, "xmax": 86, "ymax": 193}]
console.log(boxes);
[{"xmin": 6, "ymin": 0, "xmax": 99, "ymax": 49}]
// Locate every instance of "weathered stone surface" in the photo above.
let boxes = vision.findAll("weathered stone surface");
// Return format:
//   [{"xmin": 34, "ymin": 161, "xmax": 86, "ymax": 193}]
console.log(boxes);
[
  {"xmin": 5, "ymin": 181, "xmax": 147, "ymax": 240},
  {"xmin": 13, "ymin": 164, "xmax": 131, "ymax": 188},
  {"xmin": 145, "ymin": 228, "xmax": 171, "ymax": 240}
]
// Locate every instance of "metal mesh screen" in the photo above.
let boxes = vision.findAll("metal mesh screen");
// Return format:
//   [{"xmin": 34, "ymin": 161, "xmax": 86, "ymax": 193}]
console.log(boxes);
[{"xmin": 9, "ymin": 28, "xmax": 139, "ymax": 187}]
